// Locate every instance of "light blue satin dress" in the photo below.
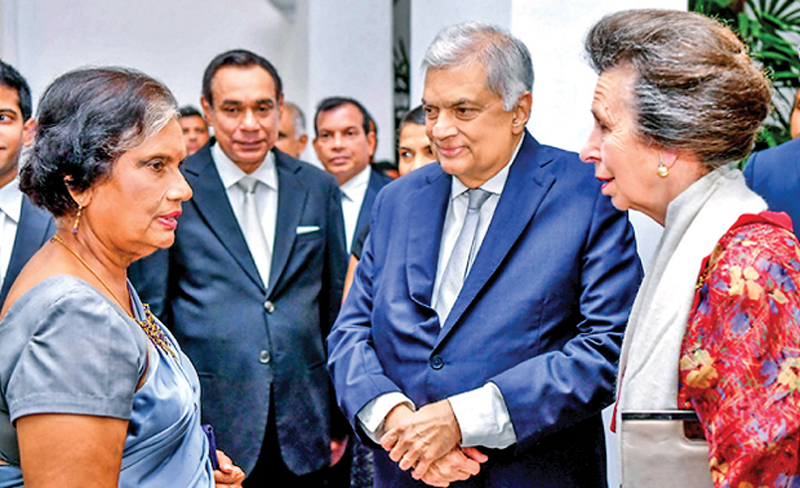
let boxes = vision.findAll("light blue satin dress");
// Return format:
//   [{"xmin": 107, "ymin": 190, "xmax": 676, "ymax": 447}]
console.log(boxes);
[{"xmin": 0, "ymin": 275, "xmax": 214, "ymax": 487}]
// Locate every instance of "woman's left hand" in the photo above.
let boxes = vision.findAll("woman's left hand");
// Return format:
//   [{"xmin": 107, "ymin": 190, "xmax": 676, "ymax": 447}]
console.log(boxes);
[{"xmin": 214, "ymin": 449, "xmax": 246, "ymax": 488}]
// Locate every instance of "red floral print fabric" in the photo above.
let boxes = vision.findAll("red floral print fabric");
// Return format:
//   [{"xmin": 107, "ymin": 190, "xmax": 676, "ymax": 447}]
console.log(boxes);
[{"xmin": 679, "ymin": 214, "xmax": 800, "ymax": 487}]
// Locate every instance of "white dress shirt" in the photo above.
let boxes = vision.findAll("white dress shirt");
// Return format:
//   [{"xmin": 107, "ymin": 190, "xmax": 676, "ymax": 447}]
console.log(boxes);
[
  {"xmin": 339, "ymin": 165, "xmax": 371, "ymax": 252},
  {"xmin": 357, "ymin": 137, "xmax": 524, "ymax": 449},
  {"xmin": 213, "ymin": 144, "xmax": 279, "ymax": 285},
  {"xmin": 0, "ymin": 179, "xmax": 22, "ymax": 289}
]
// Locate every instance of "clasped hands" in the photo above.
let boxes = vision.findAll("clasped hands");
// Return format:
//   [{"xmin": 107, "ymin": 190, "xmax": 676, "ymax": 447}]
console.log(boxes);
[{"xmin": 379, "ymin": 400, "xmax": 488, "ymax": 487}]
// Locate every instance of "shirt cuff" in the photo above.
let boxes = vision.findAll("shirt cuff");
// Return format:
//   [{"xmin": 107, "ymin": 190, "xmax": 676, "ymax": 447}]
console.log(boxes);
[
  {"xmin": 448, "ymin": 382, "xmax": 517, "ymax": 449},
  {"xmin": 356, "ymin": 392, "xmax": 416, "ymax": 444}
]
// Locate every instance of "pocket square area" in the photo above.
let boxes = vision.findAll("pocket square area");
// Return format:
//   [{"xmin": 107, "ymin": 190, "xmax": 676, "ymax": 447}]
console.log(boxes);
[{"xmin": 296, "ymin": 225, "xmax": 320, "ymax": 235}]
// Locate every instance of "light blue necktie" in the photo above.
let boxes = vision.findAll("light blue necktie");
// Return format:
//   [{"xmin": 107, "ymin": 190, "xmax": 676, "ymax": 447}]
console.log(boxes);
[
  {"xmin": 237, "ymin": 176, "xmax": 271, "ymax": 285},
  {"xmin": 435, "ymin": 188, "xmax": 491, "ymax": 322}
]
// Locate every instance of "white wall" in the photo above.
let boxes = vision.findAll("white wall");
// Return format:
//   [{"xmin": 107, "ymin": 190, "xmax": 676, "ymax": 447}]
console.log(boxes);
[
  {"xmin": 302, "ymin": 0, "xmax": 394, "ymax": 164},
  {"xmin": 5, "ymin": 0, "xmax": 290, "ymax": 112},
  {"xmin": 0, "ymin": 0, "xmax": 395, "ymax": 165}
]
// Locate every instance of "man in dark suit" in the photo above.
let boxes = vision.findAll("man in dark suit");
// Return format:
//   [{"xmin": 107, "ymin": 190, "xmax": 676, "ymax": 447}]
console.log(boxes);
[
  {"xmin": 129, "ymin": 50, "xmax": 349, "ymax": 486},
  {"xmin": 0, "ymin": 60, "xmax": 55, "ymax": 308},
  {"xmin": 327, "ymin": 23, "xmax": 642, "ymax": 487},
  {"xmin": 312, "ymin": 97, "xmax": 392, "ymax": 252},
  {"xmin": 744, "ymin": 136, "xmax": 800, "ymax": 228}
]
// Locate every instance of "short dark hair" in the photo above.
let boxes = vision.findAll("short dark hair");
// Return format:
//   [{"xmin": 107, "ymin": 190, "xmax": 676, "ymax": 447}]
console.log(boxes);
[
  {"xmin": 20, "ymin": 67, "xmax": 178, "ymax": 217},
  {"xmin": 314, "ymin": 97, "xmax": 373, "ymax": 138},
  {"xmin": 0, "ymin": 60, "xmax": 32, "ymax": 121},
  {"xmin": 179, "ymin": 105, "xmax": 204, "ymax": 119},
  {"xmin": 202, "ymin": 49, "xmax": 282, "ymax": 106},
  {"xmin": 400, "ymin": 105, "xmax": 426, "ymax": 131}
]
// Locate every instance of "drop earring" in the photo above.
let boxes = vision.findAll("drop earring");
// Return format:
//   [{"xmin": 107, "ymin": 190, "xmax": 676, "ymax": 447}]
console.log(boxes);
[
  {"xmin": 657, "ymin": 162, "xmax": 669, "ymax": 178},
  {"xmin": 72, "ymin": 205, "xmax": 83, "ymax": 234}
]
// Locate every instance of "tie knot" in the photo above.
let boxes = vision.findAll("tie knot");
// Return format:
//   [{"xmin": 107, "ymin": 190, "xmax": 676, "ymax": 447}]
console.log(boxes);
[
  {"xmin": 467, "ymin": 188, "xmax": 491, "ymax": 211},
  {"xmin": 237, "ymin": 176, "xmax": 258, "ymax": 194}
]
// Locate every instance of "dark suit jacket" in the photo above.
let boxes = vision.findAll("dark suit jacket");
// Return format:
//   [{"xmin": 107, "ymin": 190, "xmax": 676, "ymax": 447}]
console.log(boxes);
[
  {"xmin": 0, "ymin": 195, "xmax": 56, "ymax": 308},
  {"xmin": 744, "ymin": 137, "xmax": 800, "ymax": 230},
  {"xmin": 352, "ymin": 168, "xmax": 392, "ymax": 246},
  {"xmin": 130, "ymin": 143, "xmax": 348, "ymax": 476},
  {"xmin": 327, "ymin": 132, "xmax": 642, "ymax": 487}
]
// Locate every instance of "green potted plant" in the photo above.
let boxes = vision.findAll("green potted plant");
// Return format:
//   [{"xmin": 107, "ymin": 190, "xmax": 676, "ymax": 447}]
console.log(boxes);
[{"xmin": 691, "ymin": 0, "xmax": 800, "ymax": 149}]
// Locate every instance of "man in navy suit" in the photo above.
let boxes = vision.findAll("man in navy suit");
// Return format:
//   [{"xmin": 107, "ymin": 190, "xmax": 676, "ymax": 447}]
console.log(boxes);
[
  {"xmin": 313, "ymin": 97, "xmax": 392, "ymax": 252},
  {"xmin": 0, "ymin": 61, "xmax": 55, "ymax": 309},
  {"xmin": 327, "ymin": 23, "xmax": 642, "ymax": 487},
  {"xmin": 130, "ymin": 50, "xmax": 349, "ymax": 486},
  {"xmin": 744, "ymin": 136, "xmax": 800, "ymax": 229}
]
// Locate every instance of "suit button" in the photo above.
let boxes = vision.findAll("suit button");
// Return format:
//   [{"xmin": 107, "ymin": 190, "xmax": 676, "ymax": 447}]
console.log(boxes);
[
  {"xmin": 264, "ymin": 301, "xmax": 275, "ymax": 313},
  {"xmin": 258, "ymin": 350, "xmax": 271, "ymax": 364},
  {"xmin": 430, "ymin": 355, "xmax": 444, "ymax": 370}
]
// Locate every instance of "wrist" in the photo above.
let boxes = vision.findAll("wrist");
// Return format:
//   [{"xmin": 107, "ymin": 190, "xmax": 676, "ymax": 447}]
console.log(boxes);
[{"xmin": 382, "ymin": 402, "xmax": 414, "ymax": 434}]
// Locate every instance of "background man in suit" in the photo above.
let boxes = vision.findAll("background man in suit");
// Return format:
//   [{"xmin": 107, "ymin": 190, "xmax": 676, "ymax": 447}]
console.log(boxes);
[
  {"xmin": 744, "ymin": 136, "xmax": 800, "ymax": 229},
  {"xmin": 275, "ymin": 101, "xmax": 308, "ymax": 159},
  {"xmin": 327, "ymin": 22, "xmax": 642, "ymax": 487},
  {"xmin": 130, "ymin": 49, "xmax": 349, "ymax": 487},
  {"xmin": 313, "ymin": 97, "xmax": 392, "ymax": 252},
  {"xmin": 178, "ymin": 105, "xmax": 210, "ymax": 156},
  {"xmin": 0, "ymin": 60, "xmax": 55, "ymax": 308}
]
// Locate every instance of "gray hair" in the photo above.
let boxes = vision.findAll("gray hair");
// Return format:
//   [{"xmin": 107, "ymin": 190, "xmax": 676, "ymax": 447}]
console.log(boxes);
[
  {"xmin": 285, "ymin": 101, "xmax": 306, "ymax": 137},
  {"xmin": 422, "ymin": 22, "xmax": 533, "ymax": 111},
  {"xmin": 585, "ymin": 9, "xmax": 772, "ymax": 168}
]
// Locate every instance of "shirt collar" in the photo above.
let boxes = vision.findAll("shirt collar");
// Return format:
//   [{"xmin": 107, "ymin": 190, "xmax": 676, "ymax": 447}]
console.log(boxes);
[
  {"xmin": 212, "ymin": 143, "xmax": 278, "ymax": 191},
  {"xmin": 340, "ymin": 165, "xmax": 371, "ymax": 201},
  {"xmin": 449, "ymin": 135, "xmax": 523, "ymax": 200},
  {"xmin": 0, "ymin": 178, "xmax": 23, "ymax": 223}
]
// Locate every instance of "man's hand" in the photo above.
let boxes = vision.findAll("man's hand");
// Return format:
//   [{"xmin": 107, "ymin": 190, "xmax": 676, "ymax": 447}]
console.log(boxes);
[
  {"xmin": 214, "ymin": 449, "xmax": 246, "ymax": 488},
  {"xmin": 330, "ymin": 435, "xmax": 349, "ymax": 466},
  {"xmin": 381, "ymin": 402, "xmax": 415, "ymax": 435},
  {"xmin": 379, "ymin": 399, "xmax": 462, "ymax": 479},
  {"xmin": 419, "ymin": 446, "xmax": 489, "ymax": 487}
]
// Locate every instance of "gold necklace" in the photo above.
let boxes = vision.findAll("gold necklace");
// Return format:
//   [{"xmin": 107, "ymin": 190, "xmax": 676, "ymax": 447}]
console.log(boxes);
[{"xmin": 51, "ymin": 234, "xmax": 176, "ymax": 358}]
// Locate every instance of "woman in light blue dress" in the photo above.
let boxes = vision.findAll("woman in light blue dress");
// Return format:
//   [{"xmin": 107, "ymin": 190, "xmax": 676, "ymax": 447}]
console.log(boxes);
[{"xmin": 0, "ymin": 67, "xmax": 245, "ymax": 488}]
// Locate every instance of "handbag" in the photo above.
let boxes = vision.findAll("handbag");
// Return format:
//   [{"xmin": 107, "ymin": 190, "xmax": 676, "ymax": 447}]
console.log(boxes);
[{"xmin": 620, "ymin": 411, "xmax": 712, "ymax": 488}]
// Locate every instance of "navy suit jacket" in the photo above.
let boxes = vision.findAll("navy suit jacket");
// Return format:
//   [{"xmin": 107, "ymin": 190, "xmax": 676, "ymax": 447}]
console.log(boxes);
[
  {"xmin": 352, "ymin": 168, "xmax": 392, "ymax": 245},
  {"xmin": 744, "ymin": 137, "xmax": 800, "ymax": 230},
  {"xmin": 327, "ymin": 133, "xmax": 642, "ymax": 487},
  {"xmin": 130, "ymin": 143, "xmax": 348, "ymax": 475},
  {"xmin": 0, "ymin": 195, "xmax": 55, "ymax": 308}
]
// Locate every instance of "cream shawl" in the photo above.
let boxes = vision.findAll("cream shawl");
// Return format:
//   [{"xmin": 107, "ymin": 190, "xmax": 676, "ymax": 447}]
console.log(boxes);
[
  {"xmin": 616, "ymin": 165, "xmax": 767, "ymax": 486},
  {"xmin": 617, "ymin": 165, "xmax": 767, "ymax": 414}
]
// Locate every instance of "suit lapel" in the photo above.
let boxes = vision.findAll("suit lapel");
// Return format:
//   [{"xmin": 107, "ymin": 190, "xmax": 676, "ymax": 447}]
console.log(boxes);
[
  {"xmin": 267, "ymin": 151, "xmax": 307, "ymax": 295},
  {"xmin": 0, "ymin": 197, "xmax": 55, "ymax": 303},
  {"xmin": 184, "ymin": 145, "xmax": 264, "ymax": 290},
  {"xmin": 438, "ymin": 133, "xmax": 556, "ymax": 339},
  {"xmin": 406, "ymin": 168, "xmax": 450, "ymax": 308}
]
